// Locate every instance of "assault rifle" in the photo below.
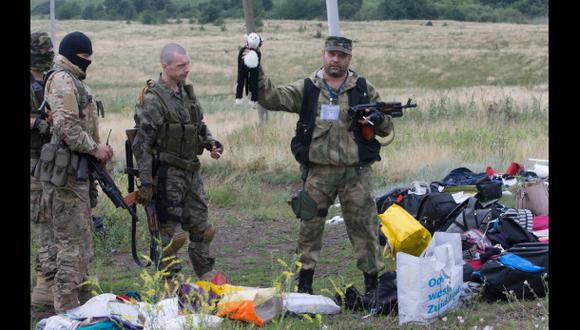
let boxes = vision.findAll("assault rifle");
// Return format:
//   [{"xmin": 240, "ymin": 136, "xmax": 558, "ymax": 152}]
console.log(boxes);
[
  {"xmin": 348, "ymin": 98, "xmax": 417, "ymax": 120},
  {"xmin": 76, "ymin": 151, "xmax": 157, "ymax": 268},
  {"xmin": 347, "ymin": 98, "xmax": 417, "ymax": 141},
  {"xmin": 124, "ymin": 128, "xmax": 162, "ymax": 268}
]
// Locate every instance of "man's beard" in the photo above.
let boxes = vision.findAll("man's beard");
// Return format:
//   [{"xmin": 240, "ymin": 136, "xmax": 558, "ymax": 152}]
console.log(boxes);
[{"xmin": 324, "ymin": 64, "xmax": 347, "ymax": 78}]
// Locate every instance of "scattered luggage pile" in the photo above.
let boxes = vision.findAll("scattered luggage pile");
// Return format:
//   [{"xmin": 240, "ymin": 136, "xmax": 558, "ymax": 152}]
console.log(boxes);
[
  {"xmin": 35, "ymin": 160, "xmax": 548, "ymax": 328},
  {"xmin": 343, "ymin": 160, "xmax": 548, "ymax": 324}
]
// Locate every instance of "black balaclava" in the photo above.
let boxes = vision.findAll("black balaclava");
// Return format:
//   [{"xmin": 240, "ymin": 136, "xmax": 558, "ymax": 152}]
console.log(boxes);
[{"xmin": 59, "ymin": 31, "xmax": 93, "ymax": 72}]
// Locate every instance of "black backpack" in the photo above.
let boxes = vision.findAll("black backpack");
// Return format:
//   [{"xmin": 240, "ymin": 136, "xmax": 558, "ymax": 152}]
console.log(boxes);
[
  {"xmin": 478, "ymin": 259, "xmax": 547, "ymax": 301},
  {"xmin": 403, "ymin": 192, "xmax": 459, "ymax": 234},
  {"xmin": 485, "ymin": 216, "xmax": 539, "ymax": 249},
  {"xmin": 443, "ymin": 197, "xmax": 498, "ymax": 233}
]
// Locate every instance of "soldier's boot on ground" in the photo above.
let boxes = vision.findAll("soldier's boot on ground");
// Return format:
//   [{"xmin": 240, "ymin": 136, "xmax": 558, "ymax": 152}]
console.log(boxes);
[
  {"xmin": 297, "ymin": 269, "xmax": 314, "ymax": 294},
  {"xmin": 31, "ymin": 272, "xmax": 54, "ymax": 308},
  {"xmin": 363, "ymin": 272, "xmax": 378, "ymax": 294}
]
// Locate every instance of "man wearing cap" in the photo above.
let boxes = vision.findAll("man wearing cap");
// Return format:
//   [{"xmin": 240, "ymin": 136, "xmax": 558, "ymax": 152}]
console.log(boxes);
[
  {"xmin": 40, "ymin": 31, "xmax": 113, "ymax": 313},
  {"xmin": 30, "ymin": 31, "xmax": 57, "ymax": 309},
  {"xmin": 132, "ymin": 43, "xmax": 223, "ymax": 284},
  {"xmin": 246, "ymin": 36, "xmax": 394, "ymax": 294}
]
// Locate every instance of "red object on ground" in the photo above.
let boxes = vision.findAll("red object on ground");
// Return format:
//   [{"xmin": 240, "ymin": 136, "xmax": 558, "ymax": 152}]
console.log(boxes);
[
  {"xmin": 506, "ymin": 162, "xmax": 523, "ymax": 176},
  {"xmin": 466, "ymin": 259, "xmax": 483, "ymax": 270},
  {"xmin": 486, "ymin": 166, "xmax": 496, "ymax": 177},
  {"xmin": 211, "ymin": 271, "xmax": 230, "ymax": 285}
]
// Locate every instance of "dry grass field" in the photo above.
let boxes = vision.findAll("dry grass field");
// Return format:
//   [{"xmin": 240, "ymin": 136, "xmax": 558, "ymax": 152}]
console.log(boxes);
[{"xmin": 30, "ymin": 18, "xmax": 548, "ymax": 329}]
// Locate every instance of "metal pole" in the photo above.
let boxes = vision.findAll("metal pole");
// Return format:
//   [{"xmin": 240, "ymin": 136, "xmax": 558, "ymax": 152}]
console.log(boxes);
[
  {"xmin": 325, "ymin": 0, "xmax": 341, "ymax": 37},
  {"xmin": 242, "ymin": 0, "xmax": 256, "ymax": 34},
  {"xmin": 50, "ymin": 0, "xmax": 56, "ymax": 44}
]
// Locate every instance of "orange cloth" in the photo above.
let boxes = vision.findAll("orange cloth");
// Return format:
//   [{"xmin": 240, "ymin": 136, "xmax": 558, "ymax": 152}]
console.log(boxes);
[{"xmin": 217, "ymin": 300, "xmax": 264, "ymax": 327}]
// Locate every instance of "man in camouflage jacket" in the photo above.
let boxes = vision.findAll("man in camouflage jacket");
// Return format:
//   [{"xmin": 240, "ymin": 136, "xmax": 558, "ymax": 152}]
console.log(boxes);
[
  {"xmin": 246, "ymin": 36, "xmax": 395, "ymax": 294},
  {"xmin": 133, "ymin": 43, "xmax": 223, "ymax": 283},
  {"xmin": 41, "ymin": 31, "xmax": 113, "ymax": 313},
  {"xmin": 30, "ymin": 31, "xmax": 56, "ymax": 309}
]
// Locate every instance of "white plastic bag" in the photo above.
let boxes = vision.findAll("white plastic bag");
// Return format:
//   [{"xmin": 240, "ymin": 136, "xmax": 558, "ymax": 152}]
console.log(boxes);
[
  {"xmin": 397, "ymin": 232, "xmax": 464, "ymax": 325},
  {"xmin": 283, "ymin": 293, "xmax": 341, "ymax": 314}
]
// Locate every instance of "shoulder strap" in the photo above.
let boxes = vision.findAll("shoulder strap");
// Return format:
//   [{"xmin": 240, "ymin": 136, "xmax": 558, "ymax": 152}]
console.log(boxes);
[
  {"xmin": 299, "ymin": 78, "xmax": 319, "ymax": 126},
  {"xmin": 30, "ymin": 73, "xmax": 45, "ymax": 110},
  {"xmin": 348, "ymin": 77, "xmax": 369, "ymax": 106}
]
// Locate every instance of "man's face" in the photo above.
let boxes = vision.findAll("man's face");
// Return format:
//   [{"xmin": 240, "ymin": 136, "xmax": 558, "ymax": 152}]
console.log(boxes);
[
  {"xmin": 322, "ymin": 50, "xmax": 351, "ymax": 78},
  {"xmin": 163, "ymin": 52, "xmax": 190, "ymax": 82}
]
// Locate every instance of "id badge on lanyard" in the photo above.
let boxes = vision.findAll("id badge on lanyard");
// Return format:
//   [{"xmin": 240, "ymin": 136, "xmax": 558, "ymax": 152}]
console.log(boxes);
[{"xmin": 321, "ymin": 104, "xmax": 340, "ymax": 121}]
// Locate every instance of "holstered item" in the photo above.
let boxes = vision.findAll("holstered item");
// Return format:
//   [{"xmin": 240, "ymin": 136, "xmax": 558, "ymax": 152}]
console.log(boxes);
[
  {"xmin": 50, "ymin": 147, "xmax": 71, "ymax": 186},
  {"xmin": 290, "ymin": 189, "xmax": 318, "ymax": 221},
  {"xmin": 38, "ymin": 143, "xmax": 58, "ymax": 181},
  {"xmin": 159, "ymin": 151, "xmax": 200, "ymax": 172}
]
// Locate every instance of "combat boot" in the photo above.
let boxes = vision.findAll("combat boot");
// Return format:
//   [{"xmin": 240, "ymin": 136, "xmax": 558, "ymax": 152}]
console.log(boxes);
[
  {"xmin": 363, "ymin": 272, "xmax": 378, "ymax": 294},
  {"xmin": 164, "ymin": 231, "xmax": 188, "ymax": 256},
  {"xmin": 297, "ymin": 269, "xmax": 314, "ymax": 294},
  {"xmin": 31, "ymin": 272, "xmax": 54, "ymax": 308}
]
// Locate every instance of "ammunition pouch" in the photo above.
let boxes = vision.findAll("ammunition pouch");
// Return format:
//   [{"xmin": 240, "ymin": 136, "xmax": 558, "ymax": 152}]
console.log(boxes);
[
  {"xmin": 37, "ymin": 143, "xmax": 57, "ymax": 182},
  {"xmin": 50, "ymin": 147, "xmax": 71, "ymax": 186},
  {"xmin": 159, "ymin": 151, "xmax": 200, "ymax": 172},
  {"xmin": 290, "ymin": 189, "xmax": 319, "ymax": 221},
  {"xmin": 36, "ymin": 143, "xmax": 81, "ymax": 187}
]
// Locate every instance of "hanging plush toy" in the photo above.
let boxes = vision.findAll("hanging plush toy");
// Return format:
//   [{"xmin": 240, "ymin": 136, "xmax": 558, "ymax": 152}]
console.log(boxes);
[{"xmin": 235, "ymin": 32, "xmax": 262, "ymax": 106}]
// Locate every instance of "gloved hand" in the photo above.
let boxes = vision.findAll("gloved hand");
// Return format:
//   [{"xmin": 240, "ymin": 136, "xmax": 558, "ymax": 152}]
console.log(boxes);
[
  {"xmin": 366, "ymin": 108, "xmax": 385, "ymax": 126},
  {"xmin": 138, "ymin": 184, "xmax": 155, "ymax": 206}
]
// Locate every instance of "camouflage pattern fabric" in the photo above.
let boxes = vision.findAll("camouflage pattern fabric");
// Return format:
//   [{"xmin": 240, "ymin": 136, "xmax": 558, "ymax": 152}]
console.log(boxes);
[
  {"xmin": 133, "ymin": 76, "xmax": 216, "ymax": 185},
  {"xmin": 298, "ymin": 165, "xmax": 385, "ymax": 275},
  {"xmin": 31, "ymin": 159, "xmax": 57, "ymax": 287},
  {"xmin": 43, "ymin": 54, "xmax": 100, "ymax": 313},
  {"xmin": 257, "ymin": 67, "xmax": 392, "ymax": 275},
  {"xmin": 31, "ymin": 31, "xmax": 54, "ymax": 71},
  {"xmin": 257, "ymin": 68, "xmax": 393, "ymax": 166},
  {"xmin": 156, "ymin": 166, "xmax": 214, "ymax": 278},
  {"xmin": 133, "ymin": 76, "xmax": 217, "ymax": 279}
]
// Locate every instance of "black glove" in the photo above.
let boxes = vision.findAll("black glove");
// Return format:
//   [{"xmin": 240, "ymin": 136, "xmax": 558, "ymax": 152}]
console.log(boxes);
[{"xmin": 367, "ymin": 109, "xmax": 385, "ymax": 126}]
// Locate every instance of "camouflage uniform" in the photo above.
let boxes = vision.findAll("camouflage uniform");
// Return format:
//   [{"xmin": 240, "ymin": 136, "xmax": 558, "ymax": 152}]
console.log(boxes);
[
  {"xmin": 257, "ymin": 67, "xmax": 393, "ymax": 277},
  {"xmin": 30, "ymin": 32, "xmax": 56, "ymax": 307},
  {"xmin": 42, "ymin": 54, "xmax": 99, "ymax": 313},
  {"xmin": 133, "ymin": 76, "xmax": 219, "ymax": 279}
]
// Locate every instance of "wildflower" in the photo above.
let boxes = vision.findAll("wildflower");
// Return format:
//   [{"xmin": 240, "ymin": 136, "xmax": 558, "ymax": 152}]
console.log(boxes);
[
  {"xmin": 442, "ymin": 317, "xmax": 447, "ymax": 322},
  {"xmin": 523, "ymin": 280, "xmax": 529, "ymax": 286},
  {"xmin": 277, "ymin": 258, "xmax": 288, "ymax": 268},
  {"xmin": 480, "ymin": 318, "xmax": 484, "ymax": 322},
  {"xmin": 541, "ymin": 317, "xmax": 545, "ymax": 321}
]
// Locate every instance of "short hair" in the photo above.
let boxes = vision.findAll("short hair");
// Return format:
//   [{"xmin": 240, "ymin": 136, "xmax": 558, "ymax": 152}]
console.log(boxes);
[{"xmin": 160, "ymin": 43, "xmax": 187, "ymax": 64}]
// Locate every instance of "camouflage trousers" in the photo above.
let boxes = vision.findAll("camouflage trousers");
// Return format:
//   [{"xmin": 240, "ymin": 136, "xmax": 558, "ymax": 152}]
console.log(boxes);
[
  {"xmin": 155, "ymin": 164, "xmax": 215, "ymax": 279},
  {"xmin": 298, "ymin": 165, "xmax": 385, "ymax": 275},
  {"xmin": 31, "ymin": 158, "xmax": 57, "ymax": 284},
  {"xmin": 42, "ymin": 174, "xmax": 94, "ymax": 313}
]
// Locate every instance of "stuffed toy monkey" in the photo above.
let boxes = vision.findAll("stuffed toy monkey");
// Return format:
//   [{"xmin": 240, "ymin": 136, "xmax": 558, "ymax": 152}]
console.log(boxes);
[{"xmin": 235, "ymin": 32, "xmax": 262, "ymax": 106}]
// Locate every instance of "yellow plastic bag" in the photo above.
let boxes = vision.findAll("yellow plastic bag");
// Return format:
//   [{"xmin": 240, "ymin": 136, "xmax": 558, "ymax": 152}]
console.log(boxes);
[{"xmin": 378, "ymin": 204, "xmax": 432, "ymax": 257}]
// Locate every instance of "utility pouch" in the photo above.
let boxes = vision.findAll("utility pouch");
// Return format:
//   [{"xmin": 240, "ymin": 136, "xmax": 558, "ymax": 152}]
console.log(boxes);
[
  {"xmin": 39, "ymin": 143, "xmax": 58, "ymax": 182},
  {"xmin": 290, "ymin": 189, "xmax": 318, "ymax": 221},
  {"xmin": 50, "ymin": 147, "xmax": 71, "ymax": 187},
  {"xmin": 69, "ymin": 153, "xmax": 80, "ymax": 173}
]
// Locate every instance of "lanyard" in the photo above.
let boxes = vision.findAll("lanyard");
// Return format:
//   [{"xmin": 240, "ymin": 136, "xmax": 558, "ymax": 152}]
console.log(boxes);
[{"xmin": 322, "ymin": 76, "xmax": 347, "ymax": 104}]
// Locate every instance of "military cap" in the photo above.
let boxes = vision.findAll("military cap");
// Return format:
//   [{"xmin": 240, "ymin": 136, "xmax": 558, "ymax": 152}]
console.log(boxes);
[
  {"xmin": 31, "ymin": 32, "xmax": 53, "ymax": 54},
  {"xmin": 31, "ymin": 32, "xmax": 54, "ymax": 71},
  {"xmin": 324, "ymin": 36, "xmax": 352, "ymax": 55}
]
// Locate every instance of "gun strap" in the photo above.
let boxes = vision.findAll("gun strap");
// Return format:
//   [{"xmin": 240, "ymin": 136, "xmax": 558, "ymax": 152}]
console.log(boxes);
[
  {"xmin": 30, "ymin": 73, "xmax": 45, "ymax": 112},
  {"xmin": 347, "ymin": 77, "xmax": 370, "ymax": 106}
]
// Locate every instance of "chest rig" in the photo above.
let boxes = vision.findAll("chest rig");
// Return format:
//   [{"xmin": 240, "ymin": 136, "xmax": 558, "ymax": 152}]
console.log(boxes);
[{"xmin": 147, "ymin": 80, "xmax": 205, "ymax": 172}]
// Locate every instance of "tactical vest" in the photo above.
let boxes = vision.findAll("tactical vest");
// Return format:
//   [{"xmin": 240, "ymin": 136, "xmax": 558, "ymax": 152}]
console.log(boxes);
[
  {"xmin": 33, "ymin": 68, "xmax": 94, "ymax": 186},
  {"xmin": 30, "ymin": 73, "xmax": 51, "ymax": 158},
  {"xmin": 146, "ymin": 80, "xmax": 205, "ymax": 172},
  {"xmin": 290, "ymin": 77, "xmax": 381, "ymax": 167}
]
